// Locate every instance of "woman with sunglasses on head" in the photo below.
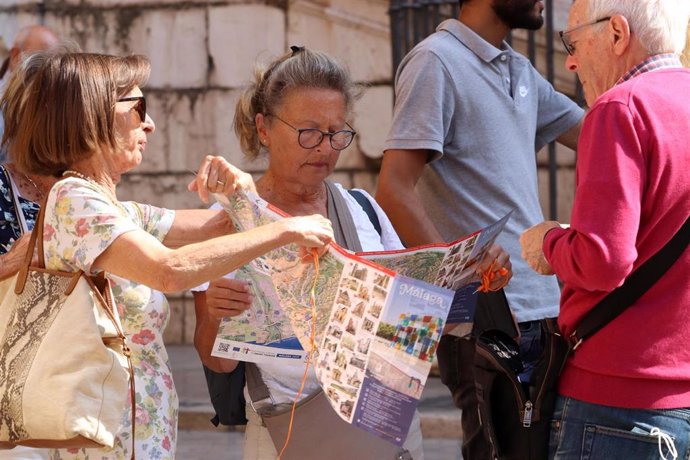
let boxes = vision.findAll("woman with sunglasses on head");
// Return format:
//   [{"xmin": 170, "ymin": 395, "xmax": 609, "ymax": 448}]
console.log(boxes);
[{"xmin": 0, "ymin": 50, "xmax": 333, "ymax": 460}]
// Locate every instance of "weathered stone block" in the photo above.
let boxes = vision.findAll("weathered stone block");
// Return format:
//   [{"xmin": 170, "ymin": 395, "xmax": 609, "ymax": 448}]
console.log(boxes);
[
  {"xmin": 165, "ymin": 293, "xmax": 197, "ymax": 346},
  {"xmin": 60, "ymin": 0, "xmax": 209, "ymax": 6},
  {"xmin": 50, "ymin": 7, "xmax": 208, "ymax": 86},
  {"xmin": 0, "ymin": 11, "xmax": 43, "ymax": 48},
  {"xmin": 537, "ymin": 142, "xmax": 576, "ymax": 168},
  {"xmin": 0, "ymin": 0, "xmax": 40, "ymax": 8},
  {"xmin": 329, "ymin": 170, "xmax": 352, "ymax": 189},
  {"xmin": 553, "ymin": 0, "xmax": 572, "ymax": 29},
  {"xmin": 42, "ymin": 10, "xmax": 113, "ymax": 54},
  {"xmin": 46, "ymin": 8, "xmax": 208, "ymax": 90},
  {"xmin": 289, "ymin": 0, "xmax": 391, "ymax": 82},
  {"xmin": 147, "ymin": 89, "xmax": 253, "ymax": 175},
  {"xmin": 352, "ymin": 171, "xmax": 378, "ymax": 195},
  {"xmin": 206, "ymin": 89, "xmax": 259, "ymax": 172},
  {"xmin": 118, "ymin": 173, "xmax": 203, "ymax": 210},
  {"xmin": 352, "ymin": 85, "xmax": 393, "ymax": 159},
  {"xmin": 164, "ymin": 91, "xmax": 220, "ymax": 173},
  {"xmin": 552, "ymin": 51, "xmax": 580, "ymax": 97},
  {"xmin": 287, "ymin": 0, "xmax": 332, "ymax": 52},
  {"xmin": 331, "ymin": 0, "xmax": 389, "ymax": 26},
  {"xmin": 183, "ymin": 299, "xmax": 197, "ymax": 345},
  {"xmin": 331, "ymin": 25, "xmax": 390, "ymax": 82},
  {"xmin": 209, "ymin": 4, "xmax": 285, "ymax": 88},
  {"xmin": 0, "ymin": 14, "xmax": 17, "ymax": 51},
  {"xmin": 333, "ymin": 143, "xmax": 366, "ymax": 171},
  {"xmin": 135, "ymin": 93, "xmax": 168, "ymax": 174},
  {"xmin": 131, "ymin": 8, "xmax": 208, "ymax": 88}
]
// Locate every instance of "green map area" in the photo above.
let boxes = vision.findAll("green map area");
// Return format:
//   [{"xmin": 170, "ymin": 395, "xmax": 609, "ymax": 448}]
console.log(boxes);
[
  {"xmin": 274, "ymin": 253, "xmax": 345, "ymax": 349},
  {"xmin": 366, "ymin": 251, "xmax": 446, "ymax": 284}
]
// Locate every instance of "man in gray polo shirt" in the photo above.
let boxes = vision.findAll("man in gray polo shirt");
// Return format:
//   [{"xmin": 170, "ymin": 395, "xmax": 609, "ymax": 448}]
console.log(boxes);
[{"xmin": 377, "ymin": 0, "xmax": 583, "ymax": 457}]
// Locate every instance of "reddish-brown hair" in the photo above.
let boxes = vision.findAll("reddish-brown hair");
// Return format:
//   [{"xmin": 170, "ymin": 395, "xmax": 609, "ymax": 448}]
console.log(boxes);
[{"xmin": 1, "ymin": 51, "xmax": 150, "ymax": 176}]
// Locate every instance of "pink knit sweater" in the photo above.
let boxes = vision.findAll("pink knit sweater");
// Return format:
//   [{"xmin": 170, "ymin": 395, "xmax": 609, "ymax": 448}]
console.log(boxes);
[{"xmin": 544, "ymin": 69, "xmax": 690, "ymax": 409}]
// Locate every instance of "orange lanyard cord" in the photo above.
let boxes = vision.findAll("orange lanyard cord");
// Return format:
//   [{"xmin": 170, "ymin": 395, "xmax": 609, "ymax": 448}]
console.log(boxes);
[
  {"xmin": 477, "ymin": 260, "xmax": 509, "ymax": 293},
  {"xmin": 277, "ymin": 249, "xmax": 319, "ymax": 459}
]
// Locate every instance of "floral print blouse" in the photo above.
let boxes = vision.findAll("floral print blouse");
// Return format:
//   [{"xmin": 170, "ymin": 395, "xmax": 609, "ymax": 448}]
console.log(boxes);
[{"xmin": 45, "ymin": 177, "xmax": 177, "ymax": 460}]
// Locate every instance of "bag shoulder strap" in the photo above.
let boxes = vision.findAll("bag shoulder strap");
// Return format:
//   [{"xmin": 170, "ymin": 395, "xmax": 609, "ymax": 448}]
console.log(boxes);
[
  {"xmin": 245, "ymin": 362, "xmax": 272, "ymax": 404},
  {"xmin": 347, "ymin": 189, "xmax": 382, "ymax": 237},
  {"xmin": 325, "ymin": 180, "xmax": 363, "ymax": 252},
  {"xmin": 571, "ymin": 214, "xmax": 690, "ymax": 346}
]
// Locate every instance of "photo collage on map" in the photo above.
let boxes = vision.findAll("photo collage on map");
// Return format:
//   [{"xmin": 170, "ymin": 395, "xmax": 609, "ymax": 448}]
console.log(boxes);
[
  {"xmin": 365, "ymin": 277, "xmax": 449, "ymax": 401},
  {"xmin": 317, "ymin": 258, "xmax": 392, "ymax": 422},
  {"xmin": 435, "ymin": 233, "xmax": 480, "ymax": 290}
]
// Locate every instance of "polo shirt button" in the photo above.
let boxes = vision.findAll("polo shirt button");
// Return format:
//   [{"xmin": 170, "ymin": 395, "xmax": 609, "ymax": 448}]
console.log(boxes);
[{"xmin": 500, "ymin": 55, "xmax": 507, "ymax": 61}]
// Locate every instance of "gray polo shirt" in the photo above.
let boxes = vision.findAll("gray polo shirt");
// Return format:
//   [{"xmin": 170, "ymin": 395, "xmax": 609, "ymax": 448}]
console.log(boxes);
[{"xmin": 385, "ymin": 19, "xmax": 584, "ymax": 322}]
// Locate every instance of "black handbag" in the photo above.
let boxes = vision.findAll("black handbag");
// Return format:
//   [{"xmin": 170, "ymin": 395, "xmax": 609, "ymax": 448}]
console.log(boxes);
[
  {"xmin": 474, "ymin": 317, "xmax": 567, "ymax": 459},
  {"xmin": 203, "ymin": 363, "xmax": 247, "ymax": 426},
  {"xmin": 474, "ymin": 215, "xmax": 690, "ymax": 460}
]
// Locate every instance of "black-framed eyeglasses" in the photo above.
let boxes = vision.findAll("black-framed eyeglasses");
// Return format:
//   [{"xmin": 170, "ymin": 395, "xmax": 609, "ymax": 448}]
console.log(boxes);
[
  {"xmin": 270, "ymin": 114, "xmax": 356, "ymax": 151},
  {"xmin": 559, "ymin": 16, "xmax": 611, "ymax": 56},
  {"xmin": 117, "ymin": 96, "xmax": 147, "ymax": 122}
]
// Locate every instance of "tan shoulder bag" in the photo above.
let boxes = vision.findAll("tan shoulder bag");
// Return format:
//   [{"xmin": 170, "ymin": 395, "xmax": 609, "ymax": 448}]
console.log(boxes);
[{"xmin": 0, "ymin": 190, "xmax": 135, "ymax": 457}]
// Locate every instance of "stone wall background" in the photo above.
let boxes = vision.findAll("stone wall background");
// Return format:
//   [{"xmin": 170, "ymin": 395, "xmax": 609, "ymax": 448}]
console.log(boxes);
[{"xmin": 0, "ymin": 0, "xmax": 579, "ymax": 344}]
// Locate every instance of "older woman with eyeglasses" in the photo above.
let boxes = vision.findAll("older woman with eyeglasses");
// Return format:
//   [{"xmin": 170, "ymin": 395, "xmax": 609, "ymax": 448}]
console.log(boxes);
[
  {"xmin": 1, "ymin": 50, "xmax": 333, "ymax": 460},
  {"xmin": 194, "ymin": 47, "xmax": 513, "ymax": 460},
  {"xmin": 192, "ymin": 47, "xmax": 426, "ymax": 460}
]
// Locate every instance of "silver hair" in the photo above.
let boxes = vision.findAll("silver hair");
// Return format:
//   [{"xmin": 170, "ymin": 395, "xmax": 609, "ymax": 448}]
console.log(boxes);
[{"xmin": 584, "ymin": 0, "xmax": 690, "ymax": 55}]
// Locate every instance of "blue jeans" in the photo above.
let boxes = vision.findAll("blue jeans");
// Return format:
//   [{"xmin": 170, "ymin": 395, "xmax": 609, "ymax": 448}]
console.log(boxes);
[
  {"xmin": 517, "ymin": 319, "xmax": 543, "ymax": 387},
  {"xmin": 550, "ymin": 396, "xmax": 690, "ymax": 460}
]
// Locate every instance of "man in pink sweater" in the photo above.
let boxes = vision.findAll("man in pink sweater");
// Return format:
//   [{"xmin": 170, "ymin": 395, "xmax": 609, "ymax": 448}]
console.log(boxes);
[{"xmin": 520, "ymin": 0, "xmax": 690, "ymax": 458}]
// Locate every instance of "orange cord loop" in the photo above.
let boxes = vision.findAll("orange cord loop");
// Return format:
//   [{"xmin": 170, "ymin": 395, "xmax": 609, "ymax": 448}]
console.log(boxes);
[
  {"xmin": 477, "ymin": 261, "xmax": 509, "ymax": 293},
  {"xmin": 277, "ymin": 249, "xmax": 320, "ymax": 459}
]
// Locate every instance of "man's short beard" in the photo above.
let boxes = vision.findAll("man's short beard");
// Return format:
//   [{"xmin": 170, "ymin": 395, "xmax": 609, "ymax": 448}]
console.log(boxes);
[{"xmin": 493, "ymin": 1, "xmax": 544, "ymax": 30}]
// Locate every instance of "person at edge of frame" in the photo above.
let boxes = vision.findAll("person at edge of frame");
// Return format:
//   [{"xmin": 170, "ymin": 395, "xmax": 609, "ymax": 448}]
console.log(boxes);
[{"xmin": 521, "ymin": 0, "xmax": 690, "ymax": 458}]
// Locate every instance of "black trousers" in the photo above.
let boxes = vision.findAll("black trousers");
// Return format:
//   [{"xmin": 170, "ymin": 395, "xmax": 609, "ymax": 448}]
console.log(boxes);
[{"xmin": 437, "ymin": 334, "xmax": 489, "ymax": 459}]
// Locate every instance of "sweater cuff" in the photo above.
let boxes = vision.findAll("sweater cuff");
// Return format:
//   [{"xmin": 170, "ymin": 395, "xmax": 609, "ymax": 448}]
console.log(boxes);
[{"xmin": 543, "ymin": 226, "xmax": 568, "ymax": 261}]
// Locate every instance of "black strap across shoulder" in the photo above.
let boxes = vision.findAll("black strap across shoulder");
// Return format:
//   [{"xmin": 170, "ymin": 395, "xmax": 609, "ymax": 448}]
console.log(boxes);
[
  {"xmin": 571, "ymin": 214, "xmax": 690, "ymax": 346},
  {"xmin": 347, "ymin": 189, "xmax": 382, "ymax": 237}
]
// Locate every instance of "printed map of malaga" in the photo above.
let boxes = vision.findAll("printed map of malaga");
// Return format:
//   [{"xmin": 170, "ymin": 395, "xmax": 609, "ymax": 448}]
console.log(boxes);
[
  {"xmin": 215, "ymin": 192, "xmax": 347, "ymax": 353},
  {"xmin": 213, "ymin": 191, "xmax": 509, "ymax": 360},
  {"xmin": 210, "ymin": 190, "xmax": 510, "ymax": 446}
]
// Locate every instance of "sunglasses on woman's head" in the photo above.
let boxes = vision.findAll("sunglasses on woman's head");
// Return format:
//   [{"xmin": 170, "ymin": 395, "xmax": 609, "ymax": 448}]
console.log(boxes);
[{"xmin": 117, "ymin": 96, "xmax": 146, "ymax": 122}]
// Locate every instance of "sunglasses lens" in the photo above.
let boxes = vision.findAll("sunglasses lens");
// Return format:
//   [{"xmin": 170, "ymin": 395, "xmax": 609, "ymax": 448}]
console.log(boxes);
[{"xmin": 137, "ymin": 98, "xmax": 146, "ymax": 121}]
